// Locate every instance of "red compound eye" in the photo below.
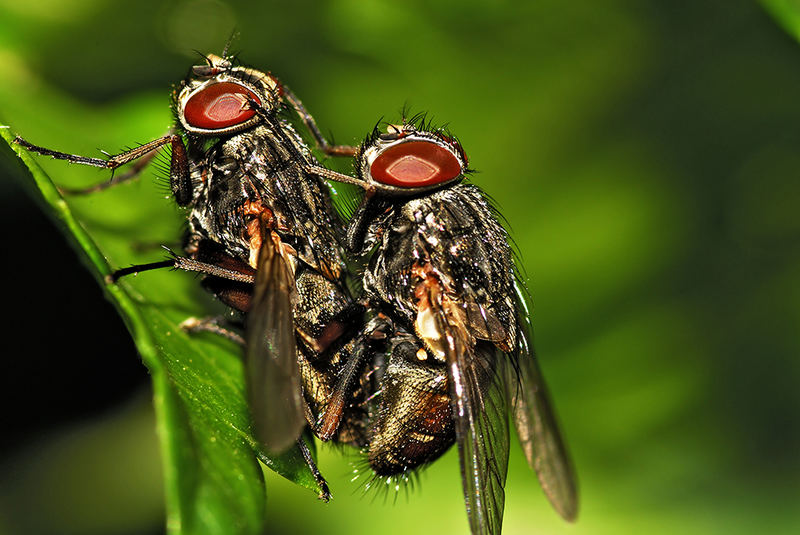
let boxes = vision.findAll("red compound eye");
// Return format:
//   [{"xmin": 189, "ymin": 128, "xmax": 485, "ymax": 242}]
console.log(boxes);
[
  {"xmin": 370, "ymin": 140, "xmax": 463, "ymax": 188},
  {"xmin": 183, "ymin": 82, "xmax": 260, "ymax": 130}
]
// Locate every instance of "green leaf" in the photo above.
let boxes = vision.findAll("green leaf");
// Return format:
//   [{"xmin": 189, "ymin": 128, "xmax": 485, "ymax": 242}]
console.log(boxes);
[
  {"xmin": 761, "ymin": 0, "xmax": 800, "ymax": 43},
  {"xmin": 0, "ymin": 125, "xmax": 323, "ymax": 534}
]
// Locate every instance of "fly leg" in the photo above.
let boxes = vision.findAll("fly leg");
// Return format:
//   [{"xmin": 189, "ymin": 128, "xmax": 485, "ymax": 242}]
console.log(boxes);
[
  {"xmin": 302, "ymin": 163, "xmax": 371, "ymax": 189},
  {"xmin": 296, "ymin": 437, "xmax": 332, "ymax": 502},
  {"xmin": 180, "ymin": 317, "xmax": 245, "ymax": 346},
  {"xmin": 13, "ymin": 134, "xmax": 172, "ymax": 169},
  {"xmin": 106, "ymin": 251, "xmax": 254, "ymax": 285},
  {"xmin": 13, "ymin": 133, "xmax": 191, "ymax": 203},
  {"xmin": 280, "ymin": 86, "xmax": 358, "ymax": 157},
  {"xmin": 58, "ymin": 146, "xmax": 162, "ymax": 195},
  {"xmin": 315, "ymin": 314, "xmax": 391, "ymax": 441}
]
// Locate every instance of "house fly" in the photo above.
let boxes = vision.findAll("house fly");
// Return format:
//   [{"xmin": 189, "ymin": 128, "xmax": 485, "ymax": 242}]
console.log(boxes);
[
  {"xmin": 13, "ymin": 53, "xmax": 370, "ymax": 494},
  {"xmin": 313, "ymin": 118, "xmax": 579, "ymax": 532}
]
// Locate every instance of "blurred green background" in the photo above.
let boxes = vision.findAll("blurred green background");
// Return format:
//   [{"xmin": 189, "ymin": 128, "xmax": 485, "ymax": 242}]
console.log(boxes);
[{"xmin": 1, "ymin": 1, "xmax": 799, "ymax": 534}]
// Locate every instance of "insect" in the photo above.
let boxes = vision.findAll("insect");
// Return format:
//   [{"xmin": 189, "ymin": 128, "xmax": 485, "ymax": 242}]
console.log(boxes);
[
  {"xmin": 14, "ymin": 49, "xmax": 578, "ymax": 532},
  {"xmin": 312, "ymin": 118, "xmax": 579, "ymax": 532},
  {"xmin": 13, "ymin": 52, "xmax": 372, "ymax": 496}
]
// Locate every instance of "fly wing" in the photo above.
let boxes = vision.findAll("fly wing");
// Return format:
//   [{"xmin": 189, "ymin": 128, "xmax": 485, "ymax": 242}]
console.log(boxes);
[
  {"xmin": 434, "ymin": 298, "xmax": 510, "ymax": 535},
  {"xmin": 509, "ymin": 287, "xmax": 578, "ymax": 521},
  {"xmin": 509, "ymin": 355, "xmax": 578, "ymax": 521},
  {"xmin": 245, "ymin": 238, "xmax": 305, "ymax": 453}
]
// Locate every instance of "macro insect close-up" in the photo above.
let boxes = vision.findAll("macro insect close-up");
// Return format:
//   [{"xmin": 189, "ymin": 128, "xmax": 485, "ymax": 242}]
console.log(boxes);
[
  {"xmin": 3, "ymin": 3, "xmax": 800, "ymax": 535},
  {"xmin": 316, "ymin": 120, "xmax": 579, "ymax": 531},
  {"xmin": 11, "ymin": 46, "xmax": 578, "ymax": 532}
]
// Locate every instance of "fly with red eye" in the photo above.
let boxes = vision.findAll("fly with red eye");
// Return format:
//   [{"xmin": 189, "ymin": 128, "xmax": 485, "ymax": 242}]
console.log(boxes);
[
  {"xmin": 13, "ymin": 52, "xmax": 376, "ymax": 501},
  {"xmin": 313, "ymin": 118, "xmax": 579, "ymax": 534}
]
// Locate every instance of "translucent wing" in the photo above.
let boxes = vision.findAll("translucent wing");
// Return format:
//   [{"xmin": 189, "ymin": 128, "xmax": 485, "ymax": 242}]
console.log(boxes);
[
  {"xmin": 509, "ymin": 288, "xmax": 578, "ymax": 521},
  {"xmin": 434, "ymin": 298, "xmax": 510, "ymax": 535},
  {"xmin": 245, "ymin": 239, "xmax": 305, "ymax": 453}
]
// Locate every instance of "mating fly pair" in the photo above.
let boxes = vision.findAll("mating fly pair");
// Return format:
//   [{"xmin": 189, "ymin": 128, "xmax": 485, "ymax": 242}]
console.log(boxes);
[{"xmin": 15, "ymin": 53, "xmax": 578, "ymax": 533}]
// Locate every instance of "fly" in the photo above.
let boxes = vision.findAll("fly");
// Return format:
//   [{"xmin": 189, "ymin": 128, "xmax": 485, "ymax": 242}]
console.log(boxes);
[
  {"xmin": 13, "ymin": 52, "xmax": 369, "ymax": 499},
  {"xmin": 314, "ymin": 118, "xmax": 579, "ymax": 532}
]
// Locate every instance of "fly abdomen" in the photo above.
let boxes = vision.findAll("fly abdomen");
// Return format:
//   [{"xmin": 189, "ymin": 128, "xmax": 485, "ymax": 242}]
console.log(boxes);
[{"xmin": 367, "ymin": 336, "xmax": 454, "ymax": 476}]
